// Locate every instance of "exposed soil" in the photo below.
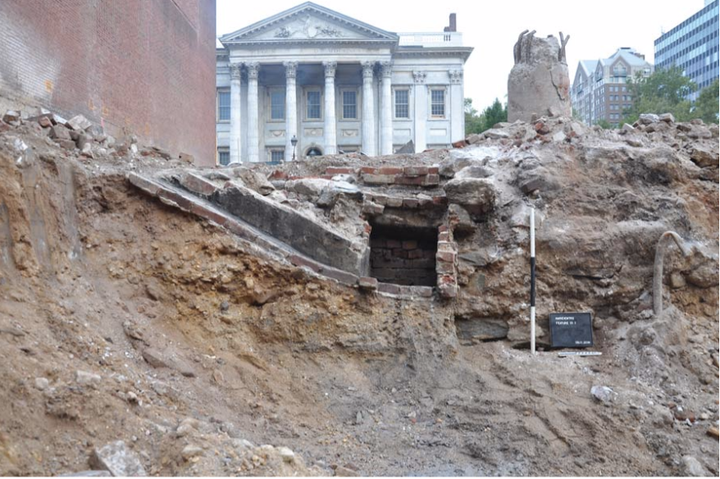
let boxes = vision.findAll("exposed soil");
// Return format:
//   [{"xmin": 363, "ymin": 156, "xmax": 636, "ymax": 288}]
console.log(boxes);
[{"xmin": 0, "ymin": 115, "xmax": 718, "ymax": 476}]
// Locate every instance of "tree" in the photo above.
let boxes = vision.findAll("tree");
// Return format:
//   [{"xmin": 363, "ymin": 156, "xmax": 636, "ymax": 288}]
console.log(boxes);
[
  {"xmin": 465, "ymin": 97, "xmax": 508, "ymax": 135},
  {"xmin": 464, "ymin": 98, "xmax": 485, "ymax": 135},
  {"xmin": 596, "ymin": 119, "xmax": 614, "ymax": 129},
  {"xmin": 482, "ymin": 98, "xmax": 508, "ymax": 130},
  {"xmin": 622, "ymin": 66, "xmax": 696, "ymax": 124},
  {"xmin": 694, "ymin": 79, "xmax": 719, "ymax": 124}
]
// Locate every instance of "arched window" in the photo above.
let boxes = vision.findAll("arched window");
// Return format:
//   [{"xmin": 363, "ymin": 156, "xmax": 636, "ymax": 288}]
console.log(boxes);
[{"xmin": 306, "ymin": 147, "xmax": 323, "ymax": 157}]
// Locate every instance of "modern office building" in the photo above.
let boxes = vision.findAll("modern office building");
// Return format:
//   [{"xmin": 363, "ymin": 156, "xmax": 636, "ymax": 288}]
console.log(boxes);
[
  {"xmin": 571, "ymin": 48, "xmax": 654, "ymax": 126},
  {"xmin": 215, "ymin": 2, "xmax": 473, "ymax": 165},
  {"xmin": 654, "ymin": 0, "xmax": 719, "ymax": 100}
]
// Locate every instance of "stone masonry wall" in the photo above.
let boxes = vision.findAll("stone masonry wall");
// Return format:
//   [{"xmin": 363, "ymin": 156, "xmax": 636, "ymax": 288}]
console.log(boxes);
[{"xmin": 0, "ymin": 0, "xmax": 216, "ymax": 166}]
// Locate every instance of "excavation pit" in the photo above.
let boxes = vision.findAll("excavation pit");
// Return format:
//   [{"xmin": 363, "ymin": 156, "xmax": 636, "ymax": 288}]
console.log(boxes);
[{"xmin": 369, "ymin": 223, "xmax": 438, "ymax": 287}]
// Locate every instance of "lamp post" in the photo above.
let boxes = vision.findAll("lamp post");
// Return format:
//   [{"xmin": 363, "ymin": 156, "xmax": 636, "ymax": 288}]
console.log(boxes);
[{"xmin": 291, "ymin": 135, "xmax": 298, "ymax": 162}]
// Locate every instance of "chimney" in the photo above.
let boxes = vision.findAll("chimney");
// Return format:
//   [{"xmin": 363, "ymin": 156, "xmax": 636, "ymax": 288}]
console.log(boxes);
[{"xmin": 444, "ymin": 13, "xmax": 457, "ymax": 32}]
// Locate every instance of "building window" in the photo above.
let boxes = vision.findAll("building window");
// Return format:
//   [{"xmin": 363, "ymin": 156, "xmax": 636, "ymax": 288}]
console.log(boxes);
[
  {"xmin": 270, "ymin": 90, "xmax": 285, "ymax": 120},
  {"xmin": 430, "ymin": 88, "xmax": 445, "ymax": 118},
  {"xmin": 342, "ymin": 90, "xmax": 357, "ymax": 119},
  {"xmin": 306, "ymin": 90, "xmax": 321, "ymax": 120},
  {"xmin": 218, "ymin": 148, "xmax": 230, "ymax": 165},
  {"xmin": 395, "ymin": 89, "xmax": 409, "ymax": 119},
  {"xmin": 268, "ymin": 148, "xmax": 284, "ymax": 163},
  {"xmin": 217, "ymin": 90, "xmax": 230, "ymax": 122}
]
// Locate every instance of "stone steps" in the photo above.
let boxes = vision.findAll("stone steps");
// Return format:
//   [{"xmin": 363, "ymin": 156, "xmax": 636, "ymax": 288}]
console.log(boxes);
[{"xmin": 128, "ymin": 172, "xmax": 434, "ymax": 300}]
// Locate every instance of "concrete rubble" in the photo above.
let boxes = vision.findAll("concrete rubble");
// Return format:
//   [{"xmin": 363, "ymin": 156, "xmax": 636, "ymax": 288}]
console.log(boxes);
[{"xmin": 0, "ymin": 99, "xmax": 718, "ymax": 477}]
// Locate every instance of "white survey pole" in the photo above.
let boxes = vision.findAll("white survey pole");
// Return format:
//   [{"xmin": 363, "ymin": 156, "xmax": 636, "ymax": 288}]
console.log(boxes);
[{"xmin": 530, "ymin": 206, "xmax": 536, "ymax": 355}]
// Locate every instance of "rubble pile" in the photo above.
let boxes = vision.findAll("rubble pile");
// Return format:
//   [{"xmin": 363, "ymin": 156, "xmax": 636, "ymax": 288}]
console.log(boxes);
[{"xmin": 0, "ymin": 104, "xmax": 718, "ymax": 477}]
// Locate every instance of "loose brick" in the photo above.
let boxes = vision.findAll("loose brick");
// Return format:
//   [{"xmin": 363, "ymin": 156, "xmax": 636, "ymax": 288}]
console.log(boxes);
[
  {"xmin": 402, "ymin": 198, "xmax": 420, "ymax": 208},
  {"xmin": 428, "ymin": 166, "xmax": 439, "ymax": 174},
  {"xmin": 180, "ymin": 173, "xmax": 218, "ymax": 197},
  {"xmin": 432, "ymin": 196, "xmax": 448, "ymax": 206}
]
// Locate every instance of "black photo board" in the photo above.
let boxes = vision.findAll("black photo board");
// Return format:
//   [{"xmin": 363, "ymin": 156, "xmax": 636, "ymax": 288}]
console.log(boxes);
[{"xmin": 549, "ymin": 312, "xmax": 593, "ymax": 348}]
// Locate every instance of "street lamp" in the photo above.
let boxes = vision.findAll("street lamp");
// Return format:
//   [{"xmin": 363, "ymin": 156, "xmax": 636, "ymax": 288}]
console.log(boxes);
[{"xmin": 291, "ymin": 135, "xmax": 298, "ymax": 161}]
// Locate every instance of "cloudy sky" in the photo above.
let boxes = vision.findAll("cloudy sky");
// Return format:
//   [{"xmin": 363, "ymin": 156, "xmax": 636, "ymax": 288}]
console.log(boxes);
[{"xmin": 217, "ymin": 0, "xmax": 705, "ymax": 110}]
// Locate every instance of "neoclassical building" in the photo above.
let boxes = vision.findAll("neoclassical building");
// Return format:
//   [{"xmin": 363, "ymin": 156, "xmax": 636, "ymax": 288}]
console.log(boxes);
[{"xmin": 215, "ymin": 2, "xmax": 473, "ymax": 164}]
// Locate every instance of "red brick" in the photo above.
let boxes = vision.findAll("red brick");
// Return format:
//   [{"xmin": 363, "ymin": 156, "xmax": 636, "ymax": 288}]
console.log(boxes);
[
  {"xmin": 289, "ymin": 255, "xmax": 322, "ymax": 273},
  {"xmin": 360, "ymin": 166, "xmax": 376, "ymax": 174},
  {"xmin": 452, "ymin": 140, "xmax": 468, "ymax": 148},
  {"xmin": 407, "ymin": 249, "xmax": 424, "ymax": 259},
  {"xmin": 386, "ymin": 240, "xmax": 401, "ymax": 249},
  {"xmin": 377, "ymin": 167, "xmax": 403, "ymax": 175},
  {"xmin": 438, "ymin": 283, "xmax": 458, "ymax": 298},
  {"xmin": 269, "ymin": 170, "xmax": 288, "ymax": 180},
  {"xmin": 189, "ymin": 202, "xmax": 229, "ymax": 227},
  {"xmin": 180, "ymin": 173, "xmax": 218, "ymax": 197},
  {"xmin": 362, "ymin": 173, "xmax": 395, "ymax": 185},
  {"xmin": 438, "ymin": 225, "xmax": 448, "ymax": 233},
  {"xmin": 0, "ymin": 1, "xmax": 216, "ymax": 166},
  {"xmin": 428, "ymin": 166, "xmax": 440, "ymax": 174},
  {"xmin": 438, "ymin": 274, "xmax": 455, "ymax": 285},
  {"xmin": 438, "ymin": 231, "xmax": 450, "ymax": 242},
  {"xmin": 364, "ymin": 223, "xmax": 372, "ymax": 234},
  {"xmin": 326, "ymin": 167, "xmax": 356, "ymax": 175},
  {"xmin": 436, "ymin": 251, "xmax": 456, "ymax": 263},
  {"xmin": 402, "ymin": 198, "xmax": 420, "ymax": 208},
  {"xmin": 432, "ymin": 196, "xmax": 448, "ymax": 205},
  {"xmin": 321, "ymin": 267, "xmax": 358, "ymax": 285}
]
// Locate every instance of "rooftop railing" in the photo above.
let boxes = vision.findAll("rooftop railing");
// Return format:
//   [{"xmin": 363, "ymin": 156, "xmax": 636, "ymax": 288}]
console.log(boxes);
[{"xmin": 398, "ymin": 32, "xmax": 463, "ymax": 47}]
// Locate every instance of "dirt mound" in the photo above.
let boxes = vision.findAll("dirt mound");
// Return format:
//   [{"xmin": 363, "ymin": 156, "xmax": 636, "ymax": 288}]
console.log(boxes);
[{"xmin": 0, "ymin": 111, "xmax": 717, "ymax": 476}]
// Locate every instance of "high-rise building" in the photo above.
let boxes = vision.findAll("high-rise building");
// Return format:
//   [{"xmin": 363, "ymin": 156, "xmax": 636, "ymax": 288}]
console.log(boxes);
[
  {"xmin": 571, "ymin": 48, "xmax": 654, "ymax": 126},
  {"xmin": 654, "ymin": 0, "xmax": 719, "ymax": 100}
]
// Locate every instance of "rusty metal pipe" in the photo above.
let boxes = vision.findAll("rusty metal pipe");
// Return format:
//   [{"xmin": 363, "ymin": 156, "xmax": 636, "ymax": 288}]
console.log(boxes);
[{"xmin": 653, "ymin": 231, "xmax": 692, "ymax": 316}]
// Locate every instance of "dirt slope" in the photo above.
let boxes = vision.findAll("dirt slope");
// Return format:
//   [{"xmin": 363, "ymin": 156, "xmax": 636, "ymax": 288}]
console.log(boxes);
[{"xmin": 0, "ymin": 116, "xmax": 718, "ymax": 476}]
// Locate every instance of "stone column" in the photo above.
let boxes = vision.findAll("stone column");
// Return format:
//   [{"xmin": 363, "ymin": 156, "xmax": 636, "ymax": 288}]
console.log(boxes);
[
  {"xmin": 449, "ymin": 69, "xmax": 464, "ymax": 144},
  {"xmin": 361, "ymin": 61, "xmax": 376, "ymax": 156},
  {"xmin": 247, "ymin": 62, "xmax": 260, "ymax": 163},
  {"xmin": 323, "ymin": 61, "xmax": 337, "ymax": 155},
  {"xmin": 229, "ymin": 63, "xmax": 242, "ymax": 164},
  {"xmin": 380, "ymin": 61, "xmax": 393, "ymax": 155},
  {"xmin": 413, "ymin": 70, "xmax": 427, "ymax": 152},
  {"xmin": 284, "ymin": 61, "xmax": 298, "ymax": 161}
]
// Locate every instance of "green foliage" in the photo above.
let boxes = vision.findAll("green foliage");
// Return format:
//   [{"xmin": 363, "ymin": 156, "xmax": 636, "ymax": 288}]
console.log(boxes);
[
  {"xmin": 695, "ymin": 79, "xmax": 719, "ymax": 124},
  {"xmin": 465, "ymin": 98, "xmax": 485, "ymax": 135},
  {"xmin": 465, "ymin": 97, "xmax": 508, "ymax": 135},
  {"xmin": 596, "ymin": 119, "xmax": 614, "ymax": 129},
  {"xmin": 622, "ymin": 66, "xmax": 697, "ymax": 124}
]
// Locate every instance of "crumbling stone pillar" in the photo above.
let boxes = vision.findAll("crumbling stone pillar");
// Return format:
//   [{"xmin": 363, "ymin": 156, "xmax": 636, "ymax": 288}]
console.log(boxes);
[{"xmin": 507, "ymin": 31, "xmax": 571, "ymax": 122}]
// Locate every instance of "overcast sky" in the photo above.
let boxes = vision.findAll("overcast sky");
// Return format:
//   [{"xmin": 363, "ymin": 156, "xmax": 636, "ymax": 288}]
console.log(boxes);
[{"xmin": 217, "ymin": 0, "xmax": 706, "ymax": 109}]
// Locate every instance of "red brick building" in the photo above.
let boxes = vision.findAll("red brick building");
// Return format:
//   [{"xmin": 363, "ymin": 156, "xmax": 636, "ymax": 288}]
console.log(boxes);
[{"xmin": 0, "ymin": 0, "xmax": 217, "ymax": 166}]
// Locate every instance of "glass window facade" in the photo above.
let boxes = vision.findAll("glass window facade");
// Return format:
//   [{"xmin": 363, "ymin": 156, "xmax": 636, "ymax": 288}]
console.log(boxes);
[{"xmin": 654, "ymin": 0, "xmax": 719, "ymax": 99}]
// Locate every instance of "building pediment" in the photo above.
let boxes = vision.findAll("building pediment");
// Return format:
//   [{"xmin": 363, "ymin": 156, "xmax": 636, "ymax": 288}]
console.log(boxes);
[{"xmin": 220, "ymin": 2, "xmax": 398, "ymax": 46}]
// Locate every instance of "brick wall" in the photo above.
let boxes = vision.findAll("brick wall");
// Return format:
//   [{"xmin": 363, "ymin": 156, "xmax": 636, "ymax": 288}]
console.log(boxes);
[{"xmin": 0, "ymin": 0, "xmax": 216, "ymax": 166}]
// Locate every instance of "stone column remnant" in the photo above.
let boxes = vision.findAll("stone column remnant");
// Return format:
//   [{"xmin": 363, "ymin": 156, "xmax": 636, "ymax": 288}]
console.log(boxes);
[{"xmin": 508, "ymin": 30, "xmax": 572, "ymax": 122}]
